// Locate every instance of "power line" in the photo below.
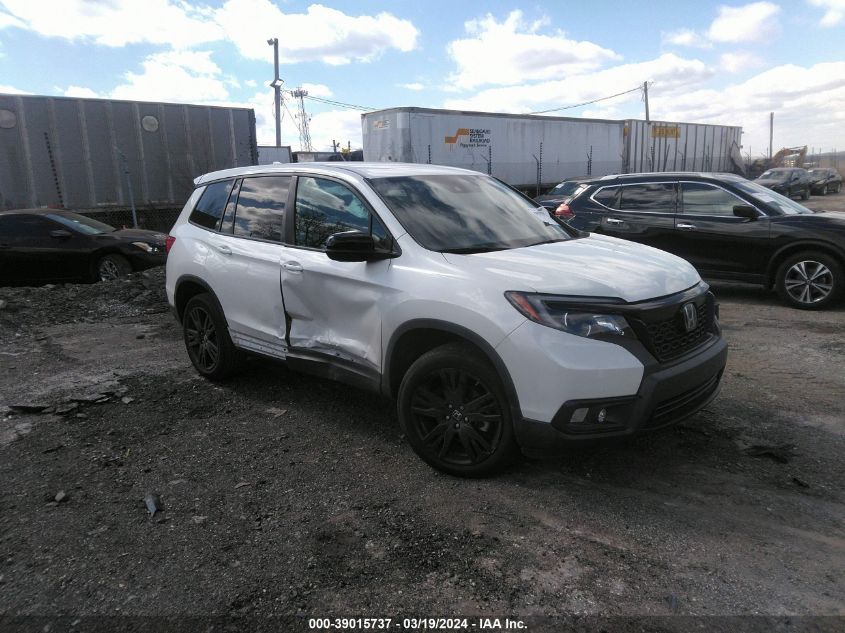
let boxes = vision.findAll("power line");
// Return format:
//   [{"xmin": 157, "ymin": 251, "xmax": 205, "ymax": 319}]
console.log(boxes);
[
  {"xmin": 528, "ymin": 85, "xmax": 645, "ymax": 115},
  {"xmin": 300, "ymin": 93, "xmax": 375, "ymax": 111}
]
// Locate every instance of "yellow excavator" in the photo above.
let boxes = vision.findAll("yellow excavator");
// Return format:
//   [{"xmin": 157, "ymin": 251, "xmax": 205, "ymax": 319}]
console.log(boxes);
[{"xmin": 748, "ymin": 145, "xmax": 807, "ymax": 177}]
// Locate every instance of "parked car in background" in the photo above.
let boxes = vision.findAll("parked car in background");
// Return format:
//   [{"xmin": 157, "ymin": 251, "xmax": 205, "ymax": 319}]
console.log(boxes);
[
  {"xmin": 534, "ymin": 179, "xmax": 589, "ymax": 217},
  {"xmin": 166, "ymin": 163, "xmax": 727, "ymax": 476},
  {"xmin": 565, "ymin": 172, "xmax": 845, "ymax": 309},
  {"xmin": 808, "ymin": 168, "xmax": 843, "ymax": 195},
  {"xmin": 754, "ymin": 167, "xmax": 812, "ymax": 200},
  {"xmin": 0, "ymin": 209, "xmax": 167, "ymax": 286}
]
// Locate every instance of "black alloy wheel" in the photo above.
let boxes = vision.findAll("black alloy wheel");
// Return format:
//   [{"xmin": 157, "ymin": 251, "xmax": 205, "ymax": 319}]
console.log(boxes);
[
  {"xmin": 182, "ymin": 293, "xmax": 242, "ymax": 380},
  {"xmin": 398, "ymin": 343, "xmax": 517, "ymax": 477},
  {"xmin": 97, "ymin": 253, "xmax": 131, "ymax": 281}
]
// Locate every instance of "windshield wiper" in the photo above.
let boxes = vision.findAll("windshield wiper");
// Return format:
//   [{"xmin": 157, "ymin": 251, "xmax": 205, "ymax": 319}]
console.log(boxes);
[
  {"xmin": 524, "ymin": 238, "xmax": 568, "ymax": 248},
  {"xmin": 440, "ymin": 245, "xmax": 507, "ymax": 254}
]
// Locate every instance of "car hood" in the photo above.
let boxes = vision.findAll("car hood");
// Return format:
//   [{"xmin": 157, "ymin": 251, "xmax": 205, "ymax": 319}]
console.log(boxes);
[
  {"xmin": 109, "ymin": 228, "xmax": 168, "ymax": 244},
  {"xmin": 442, "ymin": 234, "xmax": 701, "ymax": 303}
]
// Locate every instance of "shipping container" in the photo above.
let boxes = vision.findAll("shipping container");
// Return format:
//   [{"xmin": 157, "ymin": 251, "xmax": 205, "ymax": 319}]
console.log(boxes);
[
  {"xmin": 361, "ymin": 107, "xmax": 743, "ymax": 191},
  {"xmin": 258, "ymin": 145, "xmax": 293, "ymax": 164},
  {"xmin": 0, "ymin": 93, "xmax": 258, "ymax": 211}
]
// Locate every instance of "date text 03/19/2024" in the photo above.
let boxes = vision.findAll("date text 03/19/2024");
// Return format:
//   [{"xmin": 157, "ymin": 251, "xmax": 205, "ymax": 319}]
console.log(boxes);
[{"xmin": 308, "ymin": 618, "xmax": 527, "ymax": 630}]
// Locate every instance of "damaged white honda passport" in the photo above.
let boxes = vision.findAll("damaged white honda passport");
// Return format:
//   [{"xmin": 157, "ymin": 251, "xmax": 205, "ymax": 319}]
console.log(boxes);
[{"xmin": 166, "ymin": 163, "xmax": 727, "ymax": 476}]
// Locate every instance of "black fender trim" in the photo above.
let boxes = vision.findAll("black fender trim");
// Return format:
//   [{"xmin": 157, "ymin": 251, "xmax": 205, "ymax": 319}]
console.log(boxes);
[
  {"xmin": 766, "ymin": 240, "xmax": 845, "ymax": 285},
  {"xmin": 173, "ymin": 275, "xmax": 227, "ymax": 326},
  {"xmin": 382, "ymin": 319, "xmax": 523, "ymax": 430}
]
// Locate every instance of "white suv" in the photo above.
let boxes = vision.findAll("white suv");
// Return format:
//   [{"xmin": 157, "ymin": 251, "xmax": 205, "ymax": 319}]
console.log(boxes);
[{"xmin": 166, "ymin": 163, "xmax": 727, "ymax": 476}]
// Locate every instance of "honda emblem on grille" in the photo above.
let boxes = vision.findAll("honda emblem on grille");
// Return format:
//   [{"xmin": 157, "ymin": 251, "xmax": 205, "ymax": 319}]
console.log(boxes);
[{"xmin": 681, "ymin": 303, "xmax": 697, "ymax": 332}]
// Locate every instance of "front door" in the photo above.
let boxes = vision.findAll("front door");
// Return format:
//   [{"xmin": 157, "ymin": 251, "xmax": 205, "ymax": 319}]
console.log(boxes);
[{"xmin": 279, "ymin": 175, "xmax": 397, "ymax": 376}]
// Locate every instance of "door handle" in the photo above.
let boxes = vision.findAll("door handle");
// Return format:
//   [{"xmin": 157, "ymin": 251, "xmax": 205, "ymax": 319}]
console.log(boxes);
[
  {"xmin": 215, "ymin": 244, "xmax": 232, "ymax": 255},
  {"xmin": 677, "ymin": 223, "xmax": 697, "ymax": 230},
  {"xmin": 605, "ymin": 218, "xmax": 624, "ymax": 225},
  {"xmin": 283, "ymin": 261, "xmax": 303, "ymax": 273}
]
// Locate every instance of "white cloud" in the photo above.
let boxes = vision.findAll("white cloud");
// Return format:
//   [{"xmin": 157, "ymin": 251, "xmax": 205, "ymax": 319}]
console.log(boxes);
[
  {"xmin": 398, "ymin": 82, "xmax": 425, "ymax": 91},
  {"xmin": 308, "ymin": 110, "xmax": 363, "ymax": 151},
  {"xmin": 661, "ymin": 28, "xmax": 711, "ymax": 48},
  {"xmin": 444, "ymin": 53, "xmax": 713, "ymax": 114},
  {"xmin": 720, "ymin": 51, "xmax": 764, "ymax": 72},
  {"xmin": 299, "ymin": 83, "xmax": 333, "ymax": 99},
  {"xmin": 244, "ymin": 79, "xmax": 258, "ymax": 88},
  {"xmin": 0, "ymin": 0, "xmax": 222, "ymax": 47},
  {"xmin": 0, "ymin": 9, "xmax": 23, "ymax": 29},
  {"xmin": 0, "ymin": 84, "xmax": 28, "ymax": 94},
  {"xmin": 62, "ymin": 85, "xmax": 99, "ymax": 98},
  {"xmin": 214, "ymin": 0, "xmax": 418, "ymax": 65},
  {"xmin": 446, "ymin": 10, "xmax": 620, "ymax": 89},
  {"xmin": 707, "ymin": 2, "xmax": 781, "ymax": 43},
  {"xmin": 809, "ymin": 0, "xmax": 845, "ymax": 26},
  {"xmin": 652, "ymin": 62, "xmax": 845, "ymax": 154},
  {"xmin": 110, "ymin": 50, "xmax": 230, "ymax": 103}
]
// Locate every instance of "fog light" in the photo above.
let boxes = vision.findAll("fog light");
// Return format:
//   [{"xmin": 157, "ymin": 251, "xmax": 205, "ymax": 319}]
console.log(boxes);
[
  {"xmin": 597, "ymin": 408, "xmax": 607, "ymax": 423},
  {"xmin": 570, "ymin": 407, "xmax": 589, "ymax": 423}
]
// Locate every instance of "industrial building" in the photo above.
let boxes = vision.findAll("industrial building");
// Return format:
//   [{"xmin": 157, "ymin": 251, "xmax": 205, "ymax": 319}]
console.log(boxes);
[{"xmin": 362, "ymin": 107, "xmax": 744, "ymax": 191}]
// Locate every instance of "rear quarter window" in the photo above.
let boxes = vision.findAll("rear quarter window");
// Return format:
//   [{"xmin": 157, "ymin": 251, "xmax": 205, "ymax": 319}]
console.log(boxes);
[{"xmin": 190, "ymin": 180, "xmax": 234, "ymax": 230}]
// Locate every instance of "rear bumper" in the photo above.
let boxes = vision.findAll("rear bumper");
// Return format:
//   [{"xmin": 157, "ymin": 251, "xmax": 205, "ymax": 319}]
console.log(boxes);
[{"xmin": 514, "ymin": 336, "xmax": 728, "ymax": 453}]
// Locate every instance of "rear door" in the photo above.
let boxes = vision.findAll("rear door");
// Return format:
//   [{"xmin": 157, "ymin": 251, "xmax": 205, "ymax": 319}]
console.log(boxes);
[
  {"xmin": 279, "ymin": 175, "xmax": 396, "ymax": 376},
  {"xmin": 673, "ymin": 181, "xmax": 771, "ymax": 280},
  {"xmin": 591, "ymin": 182, "xmax": 678, "ymax": 252}
]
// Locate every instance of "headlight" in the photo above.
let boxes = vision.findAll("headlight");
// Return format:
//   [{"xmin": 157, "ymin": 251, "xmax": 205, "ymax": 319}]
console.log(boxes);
[
  {"xmin": 131, "ymin": 241, "xmax": 154, "ymax": 253},
  {"xmin": 505, "ymin": 291, "xmax": 634, "ymax": 339}
]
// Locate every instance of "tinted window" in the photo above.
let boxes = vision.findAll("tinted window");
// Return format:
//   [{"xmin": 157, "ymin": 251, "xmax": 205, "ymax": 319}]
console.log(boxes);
[
  {"xmin": 592, "ymin": 186, "xmax": 621, "ymax": 208},
  {"xmin": 233, "ymin": 176, "xmax": 291, "ymax": 242},
  {"xmin": 294, "ymin": 177, "xmax": 377, "ymax": 249},
  {"xmin": 0, "ymin": 215, "xmax": 55, "ymax": 242},
  {"xmin": 681, "ymin": 183, "xmax": 746, "ymax": 216},
  {"xmin": 190, "ymin": 180, "xmax": 234, "ymax": 230},
  {"xmin": 619, "ymin": 183, "xmax": 675, "ymax": 212},
  {"xmin": 369, "ymin": 174, "xmax": 569, "ymax": 253}
]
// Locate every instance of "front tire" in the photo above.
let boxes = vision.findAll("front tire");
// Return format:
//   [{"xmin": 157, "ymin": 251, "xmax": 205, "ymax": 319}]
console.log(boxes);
[
  {"xmin": 96, "ymin": 254, "xmax": 132, "ymax": 281},
  {"xmin": 398, "ymin": 343, "xmax": 517, "ymax": 477},
  {"xmin": 182, "ymin": 293, "xmax": 242, "ymax": 380},
  {"xmin": 775, "ymin": 251, "xmax": 843, "ymax": 310}
]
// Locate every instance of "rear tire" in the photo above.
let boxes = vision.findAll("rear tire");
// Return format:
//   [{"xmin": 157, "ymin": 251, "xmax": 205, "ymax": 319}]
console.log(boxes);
[
  {"xmin": 775, "ymin": 251, "xmax": 843, "ymax": 310},
  {"xmin": 398, "ymin": 343, "xmax": 518, "ymax": 477},
  {"xmin": 182, "ymin": 293, "xmax": 242, "ymax": 380},
  {"xmin": 801, "ymin": 188, "xmax": 810, "ymax": 200},
  {"xmin": 96, "ymin": 254, "xmax": 132, "ymax": 281}
]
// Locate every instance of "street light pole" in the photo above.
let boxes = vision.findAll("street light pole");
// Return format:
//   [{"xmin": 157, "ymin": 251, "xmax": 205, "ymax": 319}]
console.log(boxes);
[{"xmin": 267, "ymin": 37, "xmax": 281, "ymax": 147}]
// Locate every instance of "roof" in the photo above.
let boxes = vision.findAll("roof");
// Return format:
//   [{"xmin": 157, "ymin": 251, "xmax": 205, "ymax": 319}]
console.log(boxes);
[
  {"xmin": 582, "ymin": 171, "xmax": 746, "ymax": 184},
  {"xmin": 0, "ymin": 207, "xmax": 79, "ymax": 215},
  {"xmin": 194, "ymin": 161, "xmax": 484, "ymax": 185}
]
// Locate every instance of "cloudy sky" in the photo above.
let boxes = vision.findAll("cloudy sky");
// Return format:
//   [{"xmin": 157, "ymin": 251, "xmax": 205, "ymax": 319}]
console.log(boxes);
[{"xmin": 1, "ymin": 0, "xmax": 843, "ymax": 156}]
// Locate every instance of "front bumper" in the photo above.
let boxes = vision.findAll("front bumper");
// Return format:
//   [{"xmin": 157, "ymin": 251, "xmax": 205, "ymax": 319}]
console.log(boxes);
[{"xmin": 514, "ymin": 335, "xmax": 728, "ymax": 453}]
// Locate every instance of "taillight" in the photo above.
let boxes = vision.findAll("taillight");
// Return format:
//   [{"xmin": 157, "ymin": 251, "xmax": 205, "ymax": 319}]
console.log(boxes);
[
  {"xmin": 165, "ymin": 235, "xmax": 176, "ymax": 253},
  {"xmin": 554, "ymin": 203, "xmax": 574, "ymax": 219}
]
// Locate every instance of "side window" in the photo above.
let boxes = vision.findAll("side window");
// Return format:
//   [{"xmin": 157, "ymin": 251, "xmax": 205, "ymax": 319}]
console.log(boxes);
[
  {"xmin": 294, "ymin": 176, "xmax": 384, "ymax": 249},
  {"xmin": 233, "ymin": 176, "xmax": 291, "ymax": 242},
  {"xmin": 0, "ymin": 215, "xmax": 55, "ymax": 244},
  {"xmin": 190, "ymin": 180, "xmax": 234, "ymax": 230},
  {"xmin": 619, "ymin": 183, "xmax": 675, "ymax": 212},
  {"xmin": 681, "ymin": 183, "xmax": 746, "ymax": 216},
  {"xmin": 592, "ymin": 186, "xmax": 621, "ymax": 209}
]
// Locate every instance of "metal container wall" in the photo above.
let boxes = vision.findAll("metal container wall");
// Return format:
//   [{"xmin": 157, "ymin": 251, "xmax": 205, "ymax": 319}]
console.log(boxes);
[
  {"xmin": 0, "ymin": 94, "xmax": 258, "ymax": 211},
  {"xmin": 362, "ymin": 107, "xmax": 743, "ymax": 189},
  {"xmin": 257, "ymin": 145, "xmax": 293, "ymax": 164}
]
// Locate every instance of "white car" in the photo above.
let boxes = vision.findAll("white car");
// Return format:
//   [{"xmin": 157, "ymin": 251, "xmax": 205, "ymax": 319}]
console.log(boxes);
[{"xmin": 165, "ymin": 163, "xmax": 727, "ymax": 476}]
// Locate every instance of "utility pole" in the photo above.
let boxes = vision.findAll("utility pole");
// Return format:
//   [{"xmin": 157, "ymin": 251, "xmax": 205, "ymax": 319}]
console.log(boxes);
[
  {"xmin": 643, "ymin": 81, "xmax": 650, "ymax": 123},
  {"xmin": 267, "ymin": 38, "xmax": 282, "ymax": 147},
  {"xmin": 769, "ymin": 112, "xmax": 774, "ymax": 161},
  {"xmin": 291, "ymin": 88, "xmax": 313, "ymax": 152}
]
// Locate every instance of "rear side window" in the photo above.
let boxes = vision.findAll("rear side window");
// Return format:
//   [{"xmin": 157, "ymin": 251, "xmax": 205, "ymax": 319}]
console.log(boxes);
[
  {"xmin": 190, "ymin": 180, "xmax": 234, "ymax": 230},
  {"xmin": 619, "ymin": 183, "xmax": 675, "ymax": 212},
  {"xmin": 233, "ymin": 176, "xmax": 291, "ymax": 242},
  {"xmin": 0, "ymin": 215, "xmax": 55, "ymax": 242}
]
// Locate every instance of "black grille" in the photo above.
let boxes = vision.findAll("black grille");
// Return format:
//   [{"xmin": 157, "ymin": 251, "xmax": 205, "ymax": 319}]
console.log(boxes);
[{"xmin": 642, "ymin": 301, "xmax": 710, "ymax": 362}]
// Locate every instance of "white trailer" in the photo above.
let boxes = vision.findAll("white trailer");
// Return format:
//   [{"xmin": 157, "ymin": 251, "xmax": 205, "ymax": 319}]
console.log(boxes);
[{"xmin": 361, "ymin": 107, "xmax": 743, "ymax": 191}]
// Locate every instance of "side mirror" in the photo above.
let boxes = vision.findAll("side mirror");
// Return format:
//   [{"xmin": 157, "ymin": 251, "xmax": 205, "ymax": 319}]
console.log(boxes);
[
  {"xmin": 325, "ymin": 230, "xmax": 394, "ymax": 262},
  {"xmin": 733, "ymin": 205, "xmax": 758, "ymax": 221},
  {"xmin": 50, "ymin": 229, "xmax": 72, "ymax": 239}
]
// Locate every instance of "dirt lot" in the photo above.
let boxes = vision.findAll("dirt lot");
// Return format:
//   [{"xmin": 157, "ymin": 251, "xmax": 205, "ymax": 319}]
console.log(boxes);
[{"xmin": 1, "ymin": 198, "xmax": 844, "ymax": 630}]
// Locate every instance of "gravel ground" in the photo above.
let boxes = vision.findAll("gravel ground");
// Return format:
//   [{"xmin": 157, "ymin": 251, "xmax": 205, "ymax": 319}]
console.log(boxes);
[{"xmin": 1, "ymin": 201, "xmax": 844, "ymax": 631}]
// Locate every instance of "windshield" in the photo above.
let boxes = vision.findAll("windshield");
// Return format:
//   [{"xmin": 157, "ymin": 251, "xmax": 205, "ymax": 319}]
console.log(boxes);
[
  {"xmin": 47, "ymin": 212, "xmax": 116, "ymax": 235},
  {"xmin": 369, "ymin": 174, "xmax": 571, "ymax": 253},
  {"xmin": 549, "ymin": 181, "xmax": 579, "ymax": 196},
  {"xmin": 733, "ymin": 181, "xmax": 813, "ymax": 215},
  {"xmin": 759, "ymin": 170, "xmax": 789, "ymax": 181}
]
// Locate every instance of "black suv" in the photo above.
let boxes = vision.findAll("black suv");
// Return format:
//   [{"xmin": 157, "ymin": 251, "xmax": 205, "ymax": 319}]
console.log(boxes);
[
  {"xmin": 565, "ymin": 173, "xmax": 845, "ymax": 309},
  {"xmin": 754, "ymin": 168, "xmax": 812, "ymax": 200}
]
